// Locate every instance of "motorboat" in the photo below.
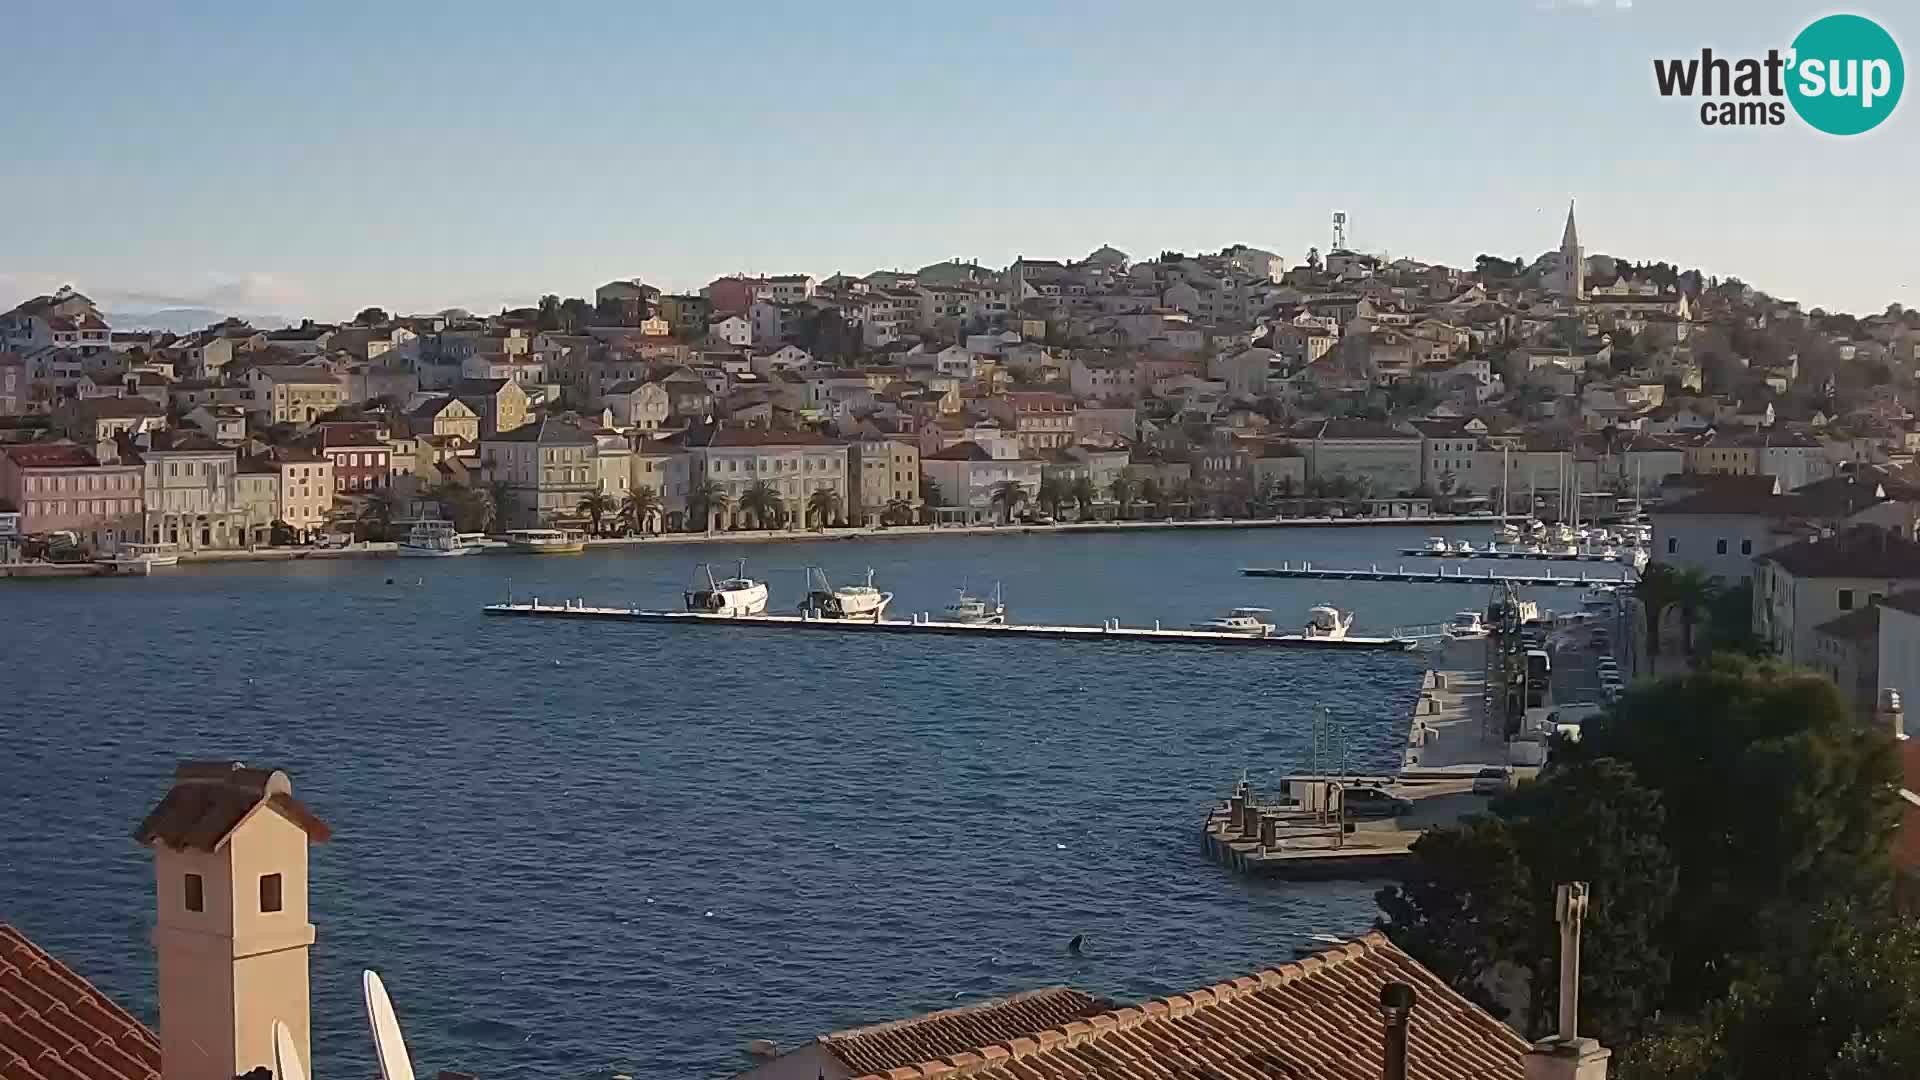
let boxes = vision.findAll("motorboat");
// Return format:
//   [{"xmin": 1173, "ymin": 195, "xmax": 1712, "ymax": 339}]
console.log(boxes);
[
  {"xmin": 1303, "ymin": 604, "xmax": 1354, "ymax": 639},
  {"xmin": 1449, "ymin": 539, "xmax": 1474, "ymax": 553},
  {"xmin": 1627, "ymin": 547, "xmax": 1650, "ymax": 572},
  {"xmin": 943, "ymin": 583, "xmax": 1006, "ymax": 624},
  {"xmin": 685, "ymin": 559, "xmax": 769, "ymax": 616},
  {"xmin": 1446, "ymin": 610, "xmax": 1489, "ymax": 639},
  {"xmin": 1496, "ymin": 521, "xmax": 1522, "ymax": 542},
  {"xmin": 1550, "ymin": 522, "xmax": 1577, "ymax": 544},
  {"xmin": 1425, "ymin": 536, "xmax": 1450, "ymax": 553},
  {"xmin": 398, "ymin": 520, "xmax": 473, "ymax": 557},
  {"xmin": 98, "ymin": 542, "xmax": 179, "ymax": 569},
  {"xmin": 798, "ymin": 566, "xmax": 892, "ymax": 622},
  {"xmin": 1191, "ymin": 607, "xmax": 1276, "ymax": 636},
  {"xmin": 506, "ymin": 528, "xmax": 586, "ymax": 554}
]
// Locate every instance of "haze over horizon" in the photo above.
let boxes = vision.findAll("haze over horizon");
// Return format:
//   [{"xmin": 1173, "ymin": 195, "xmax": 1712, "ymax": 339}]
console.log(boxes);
[{"xmin": 3, "ymin": 0, "xmax": 1913, "ymax": 321}]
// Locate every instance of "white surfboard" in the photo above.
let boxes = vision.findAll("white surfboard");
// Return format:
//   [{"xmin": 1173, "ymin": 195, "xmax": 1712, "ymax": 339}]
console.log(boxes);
[
  {"xmin": 363, "ymin": 969, "xmax": 418, "ymax": 1080},
  {"xmin": 272, "ymin": 1020, "xmax": 306, "ymax": 1080}
]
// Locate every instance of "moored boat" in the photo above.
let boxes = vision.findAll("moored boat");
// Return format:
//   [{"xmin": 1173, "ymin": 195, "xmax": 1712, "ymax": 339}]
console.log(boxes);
[
  {"xmin": 1190, "ymin": 607, "xmax": 1276, "ymax": 636},
  {"xmin": 506, "ymin": 528, "xmax": 587, "ymax": 554},
  {"xmin": 1303, "ymin": 604, "xmax": 1354, "ymax": 639},
  {"xmin": 797, "ymin": 567, "xmax": 892, "ymax": 622},
  {"xmin": 98, "ymin": 542, "xmax": 179, "ymax": 569},
  {"xmin": 397, "ymin": 520, "xmax": 473, "ymax": 557},
  {"xmin": 685, "ymin": 559, "xmax": 768, "ymax": 616},
  {"xmin": 944, "ymin": 583, "xmax": 1006, "ymax": 624}
]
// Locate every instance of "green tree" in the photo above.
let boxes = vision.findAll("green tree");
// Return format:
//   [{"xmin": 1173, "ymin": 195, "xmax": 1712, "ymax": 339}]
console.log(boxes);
[
  {"xmin": 1634, "ymin": 562, "xmax": 1679, "ymax": 659},
  {"xmin": 354, "ymin": 306, "xmax": 389, "ymax": 326},
  {"xmin": 577, "ymin": 490, "xmax": 618, "ymax": 536},
  {"xmin": 358, "ymin": 491, "xmax": 394, "ymax": 541},
  {"xmin": 1070, "ymin": 476, "xmax": 1098, "ymax": 520},
  {"xmin": 990, "ymin": 480, "xmax": 1028, "ymax": 524},
  {"xmin": 536, "ymin": 294, "xmax": 561, "ymax": 331},
  {"xmin": 805, "ymin": 488, "xmax": 842, "ymax": 530},
  {"xmin": 1701, "ymin": 581, "xmax": 1768, "ymax": 656},
  {"xmin": 481, "ymin": 479, "xmax": 513, "ymax": 533},
  {"xmin": 739, "ymin": 480, "xmax": 784, "ymax": 530},
  {"xmin": 1172, "ymin": 478, "xmax": 1201, "ymax": 518},
  {"xmin": 1108, "ymin": 474, "xmax": 1138, "ymax": 519},
  {"xmin": 689, "ymin": 479, "xmax": 729, "ymax": 533},
  {"xmin": 883, "ymin": 496, "xmax": 915, "ymax": 525},
  {"xmin": 621, "ymin": 486, "xmax": 662, "ymax": 535},
  {"xmin": 1036, "ymin": 476, "xmax": 1070, "ymax": 519},
  {"xmin": 1668, "ymin": 566, "xmax": 1720, "ymax": 657},
  {"xmin": 1139, "ymin": 477, "xmax": 1168, "ymax": 516}
]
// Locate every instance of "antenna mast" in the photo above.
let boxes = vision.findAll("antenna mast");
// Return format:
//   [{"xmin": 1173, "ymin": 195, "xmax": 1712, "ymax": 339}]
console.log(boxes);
[{"xmin": 1332, "ymin": 211, "xmax": 1349, "ymax": 250}]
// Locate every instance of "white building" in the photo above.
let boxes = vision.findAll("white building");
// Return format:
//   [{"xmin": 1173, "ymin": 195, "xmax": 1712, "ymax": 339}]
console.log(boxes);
[
  {"xmin": 1754, "ymin": 526, "xmax": 1920, "ymax": 666},
  {"xmin": 921, "ymin": 439, "xmax": 1044, "ymax": 523},
  {"xmin": 682, "ymin": 426, "xmax": 850, "ymax": 530},
  {"xmin": 1877, "ymin": 593, "xmax": 1920, "ymax": 735},
  {"xmin": 1291, "ymin": 419, "xmax": 1423, "ymax": 496}
]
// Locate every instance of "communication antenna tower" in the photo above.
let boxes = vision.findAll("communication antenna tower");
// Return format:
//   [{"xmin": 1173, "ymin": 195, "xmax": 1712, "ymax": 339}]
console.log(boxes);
[{"xmin": 1332, "ymin": 211, "xmax": 1348, "ymax": 251}]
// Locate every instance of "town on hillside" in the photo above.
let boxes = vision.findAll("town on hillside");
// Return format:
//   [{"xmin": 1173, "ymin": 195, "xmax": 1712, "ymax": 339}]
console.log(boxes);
[{"xmin": 3, "ymin": 206, "xmax": 1920, "ymax": 563}]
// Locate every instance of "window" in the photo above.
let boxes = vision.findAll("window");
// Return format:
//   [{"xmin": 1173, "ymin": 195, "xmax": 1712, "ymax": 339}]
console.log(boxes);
[
  {"xmin": 1839, "ymin": 589, "xmax": 1855, "ymax": 611},
  {"xmin": 1741, "ymin": 539, "xmax": 1752, "ymax": 555},
  {"xmin": 1716, "ymin": 539, "xmax": 1728, "ymax": 555},
  {"xmin": 260, "ymin": 873, "xmax": 283, "ymax": 913},
  {"xmin": 185, "ymin": 873, "xmax": 204, "ymax": 912},
  {"xmin": 1667, "ymin": 538, "xmax": 1677, "ymax": 554}
]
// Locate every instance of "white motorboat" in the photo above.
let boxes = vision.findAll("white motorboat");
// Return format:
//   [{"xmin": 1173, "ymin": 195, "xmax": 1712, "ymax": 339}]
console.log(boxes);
[
  {"xmin": 99, "ymin": 542, "xmax": 179, "ymax": 569},
  {"xmin": 1191, "ymin": 606, "xmax": 1276, "ymax": 636},
  {"xmin": 798, "ymin": 566, "xmax": 892, "ymax": 622},
  {"xmin": 398, "ymin": 520, "xmax": 473, "ymax": 557},
  {"xmin": 1425, "ymin": 536, "xmax": 1450, "ymax": 553},
  {"xmin": 1627, "ymin": 547, "xmax": 1650, "ymax": 572},
  {"xmin": 1551, "ymin": 523, "xmax": 1577, "ymax": 544},
  {"xmin": 1497, "ymin": 522, "xmax": 1522, "ymax": 542},
  {"xmin": 1303, "ymin": 604, "xmax": 1354, "ymax": 639},
  {"xmin": 944, "ymin": 583, "xmax": 1006, "ymax": 624},
  {"xmin": 1446, "ymin": 610, "xmax": 1489, "ymax": 638},
  {"xmin": 1449, "ymin": 539, "xmax": 1474, "ymax": 553},
  {"xmin": 685, "ymin": 559, "xmax": 769, "ymax": 616}
]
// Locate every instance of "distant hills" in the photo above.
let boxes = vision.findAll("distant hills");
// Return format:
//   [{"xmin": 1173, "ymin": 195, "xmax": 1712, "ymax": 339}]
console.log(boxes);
[{"xmin": 105, "ymin": 308, "xmax": 289, "ymax": 334}]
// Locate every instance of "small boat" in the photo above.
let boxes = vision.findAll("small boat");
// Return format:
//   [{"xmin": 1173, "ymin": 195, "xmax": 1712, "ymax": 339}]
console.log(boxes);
[
  {"xmin": 685, "ymin": 559, "xmax": 768, "ymax": 616},
  {"xmin": 1303, "ymin": 604, "xmax": 1354, "ymax": 639},
  {"xmin": 1446, "ymin": 610, "xmax": 1489, "ymax": 638},
  {"xmin": 99, "ymin": 542, "xmax": 179, "ymax": 569},
  {"xmin": 798, "ymin": 566, "xmax": 892, "ymax": 622},
  {"xmin": 1190, "ymin": 606, "xmax": 1276, "ymax": 636},
  {"xmin": 1425, "ymin": 536, "xmax": 1450, "ymax": 553},
  {"xmin": 1449, "ymin": 539, "xmax": 1474, "ymax": 553},
  {"xmin": 506, "ymin": 528, "xmax": 587, "ymax": 554},
  {"xmin": 944, "ymin": 583, "xmax": 1006, "ymax": 624},
  {"xmin": 398, "ymin": 520, "xmax": 473, "ymax": 557},
  {"xmin": 1496, "ymin": 522, "xmax": 1522, "ymax": 542}
]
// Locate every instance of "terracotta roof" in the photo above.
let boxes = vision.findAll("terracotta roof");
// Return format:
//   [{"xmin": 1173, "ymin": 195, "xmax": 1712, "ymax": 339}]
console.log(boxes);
[
  {"xmin": 3, "ymin": 444, "xmax": 98, "ymax": 470},
  {"xmin": 133, "ymin": 761, "xmax": 331, "ymax": 852},
  {"xmin": 925, "ymin": 441, "xmax": 993, "ymax": 462},
  {"xmin": 0, "ymin": 924, "xmax": 160, "ymax": 1080},
  {"xmin": 844, "ymin": 933, "xmax": 1526, "ymax": 1080},
  {"xmin": 818, "ymin": 988, "xmax": 1114, "ymax": 1077},
  {"xmin": 685, "ymin": 425, "xmax": 841, "ymax": 449}
]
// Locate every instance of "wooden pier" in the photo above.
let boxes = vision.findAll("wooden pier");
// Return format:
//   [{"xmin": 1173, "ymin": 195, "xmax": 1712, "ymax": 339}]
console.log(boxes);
[
  {"xmin": 1240, "ymin": 562, "xmax": 1635, "ymax": 588},
  {"xmin": 481, "ymin": 600, "xmax": 1422, "ymax": 650},
  {"xmin": 1199, "ymin": 774, "xmax": 1485, "ymax": 880}
]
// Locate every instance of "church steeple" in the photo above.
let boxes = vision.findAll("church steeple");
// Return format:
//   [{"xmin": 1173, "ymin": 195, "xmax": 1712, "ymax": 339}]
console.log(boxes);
[
  {"xmin": 1560, "ymin": 199, "xmax": 1584, "ymax": 300},
  {"xmin": 1561, "ymin": 201, "xmax": 1579, "ymax": 250}
]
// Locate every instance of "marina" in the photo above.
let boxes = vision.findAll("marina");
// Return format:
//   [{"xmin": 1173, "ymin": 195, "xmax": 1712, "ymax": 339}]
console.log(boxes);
[
  {"xmin": 1401, "ymin": 540, "xmax": 1646, "ymax": 567},
  {"xmin": 1241, "ymin": 561, "xmax": 1637, "ymax": 588}
]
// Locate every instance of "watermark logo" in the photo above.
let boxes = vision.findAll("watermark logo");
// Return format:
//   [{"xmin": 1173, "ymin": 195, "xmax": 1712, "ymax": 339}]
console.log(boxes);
[{"xmin": 1653, "ymin": 13, "xmax": 1903, "ymax": 134}]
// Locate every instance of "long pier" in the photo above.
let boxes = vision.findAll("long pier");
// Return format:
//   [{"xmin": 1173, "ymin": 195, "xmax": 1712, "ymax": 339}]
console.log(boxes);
[
  {"xmin": 481, "ymin": 601, "xmax": 1421, "ymax": 651},
  {"xmin": 1240, "ymin": 562, "xmax": 1635, "ymax": 588},
  {"xmin": 1398, "ymin": 546, "xmax": 1641, "ymax": 565}
]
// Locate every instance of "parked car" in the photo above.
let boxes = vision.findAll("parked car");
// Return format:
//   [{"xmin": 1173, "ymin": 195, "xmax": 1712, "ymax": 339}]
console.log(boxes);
[
  {"xmin": 1472, "ymin": 767, "xmax": 1512, "ymax": 796},
  {"xmin": 1343, "ymin": 786, "xmax": 1414, "ymax": 819}
]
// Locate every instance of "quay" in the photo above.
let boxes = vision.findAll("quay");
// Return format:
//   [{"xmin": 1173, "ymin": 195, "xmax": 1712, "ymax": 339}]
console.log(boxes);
[
  {"xmin": 1241, "ymin": 562, "xmax": 1635, "ymax": 587},
  {"xmin": 481, "ymin": 600, "xmax": 1424, "ymax": 650},
  {"xmin": 1397, "ymin": 546, "xmax": 1638, "ymax": 565},
  {"xmin": 1202, "ymin": 636, "xmax": 1514, "ymax": 879}
]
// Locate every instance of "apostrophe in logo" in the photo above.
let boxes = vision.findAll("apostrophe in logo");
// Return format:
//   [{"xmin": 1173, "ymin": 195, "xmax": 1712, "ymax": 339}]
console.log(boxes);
[
  {"xmin": 1652, "ymin": 13, "xmax": 1903, "ymax": 134},
  {"xmin": 1787, "ymin": 14, "xmax": 1903, "ymax": 134}
]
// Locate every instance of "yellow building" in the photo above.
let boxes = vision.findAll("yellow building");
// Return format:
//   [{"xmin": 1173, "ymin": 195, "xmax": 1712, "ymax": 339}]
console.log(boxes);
[{"xmin": 849, "ymin": 429, "xmax": 920, "ymax": 525}]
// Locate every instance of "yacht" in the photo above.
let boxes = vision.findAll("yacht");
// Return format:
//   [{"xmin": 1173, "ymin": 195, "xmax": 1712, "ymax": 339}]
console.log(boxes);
[
  {"xmin": 797, "ymin": 567, "xmax": 892, "ymax": 622},
  {"xmin": 398, "ymin": 520, "xmax": 473, "ymax": 557},
  {"xmin": 1496, "ymin": 521, "xmax": 1522, "ymax": 543},
  {"xmin": 1550, "ymin": 522, "xmax": 1577, "ymax": 544},
  {"xmin": 943, "ymin": 584, "xmax": 1006, "ymax": 624},
  {"xmin": 506, "ymin": 528, "xmax": 587, "ymax": 554},
  {"xmin": 1303, "ymin": 604, "xmax": 1354, "ymax": 639},
  {"xmin": 685, "ymin": 559, "xmax": 769, "ymax": 616},
  {"xmin": 1446, "ymin": 610, "xmax": 1489, "ymax": 638},
  {"xmin": 98, "ymin": 542, "xmax": 179, "ymax": 569},
  {"xmin": 1191, "ymin": 607, "xmax": 1276, "ymax": 636}
]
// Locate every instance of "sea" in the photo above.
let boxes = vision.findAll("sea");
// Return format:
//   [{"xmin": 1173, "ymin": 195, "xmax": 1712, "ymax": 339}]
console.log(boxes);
[{"xmin": 0, "ymin": 522, "xmax": 1580, "ymax": 1079}]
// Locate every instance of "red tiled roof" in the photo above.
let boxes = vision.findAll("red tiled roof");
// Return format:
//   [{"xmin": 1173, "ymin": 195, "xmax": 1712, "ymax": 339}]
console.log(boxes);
[
  {"xmin": 3, "ymin": 444, "xmax": 98, "ymax": 470},
  {"xmin": 0, "ymin": 924, "xmax": 159, "ymax": 1080},
  {"xmin": 821, "ymin": 988, "xmax": 1113, "ymax": 1077},
  {"xmin": 133, "ymin": 761, "xmax": 331, "ymax": 852},
  {"xmin": 845, "ymin": 933, "xmax": 1527, "ymax": 1080}
]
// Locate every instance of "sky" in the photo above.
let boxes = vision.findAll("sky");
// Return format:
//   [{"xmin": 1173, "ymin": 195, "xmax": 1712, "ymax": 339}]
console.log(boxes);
[{"xmin": 2, "ymin": 0, "xmax": 1914, "ymax": 320}]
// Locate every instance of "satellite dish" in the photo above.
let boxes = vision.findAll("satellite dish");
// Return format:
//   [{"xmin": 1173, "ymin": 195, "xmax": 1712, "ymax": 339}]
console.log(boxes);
[
  {"xmin": 363, "ymin": 970, "xmax": 418, "ymax": 1080},
  {"xmin": 272, "ymin": 1020, "xmax": 307, "ymax": 1080}
]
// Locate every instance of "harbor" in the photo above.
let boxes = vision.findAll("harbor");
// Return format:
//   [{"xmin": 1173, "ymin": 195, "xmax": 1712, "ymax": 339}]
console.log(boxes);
[
  {"xmin": 1241, "ymin": 562, "xmax": 1637, "ymax": 588},
  {"xmin": 1399, "ymin": 542, "xmax": 1645, "ymax": 567}
]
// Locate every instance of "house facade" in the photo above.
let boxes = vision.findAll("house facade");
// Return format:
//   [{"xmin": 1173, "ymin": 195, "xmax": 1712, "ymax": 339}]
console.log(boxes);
[{"xmin": 1754, "ymin": 527, "xmax": 1920, "ymax": 665}]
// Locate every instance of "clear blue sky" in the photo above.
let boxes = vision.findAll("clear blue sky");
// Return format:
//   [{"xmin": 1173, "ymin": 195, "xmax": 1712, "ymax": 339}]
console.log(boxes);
[{"xmin": 2, "ymin": 1, "xmax": 1913, "ymax": 319}]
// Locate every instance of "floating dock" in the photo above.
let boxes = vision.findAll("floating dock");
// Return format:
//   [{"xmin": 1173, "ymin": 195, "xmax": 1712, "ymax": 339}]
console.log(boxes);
[
  {"xmin": 1398, "ymin": 546, "xmax": 1640, "ymax": 565},
  {"xmin": 1240, "ymin": 562, "xmax": 1635, "ymax": 588},
  {"xmin": 481, "ymin": 601, "xmax": 1421, "ymax": 650}
]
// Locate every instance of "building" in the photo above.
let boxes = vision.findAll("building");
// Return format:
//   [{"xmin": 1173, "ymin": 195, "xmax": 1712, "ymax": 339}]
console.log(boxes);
[
  {"xmin": 271, "ymin": 448, "xmax": 334, "ymax": 538},
  {"xmin": 1878, "ymin": 593, "xmax": 1920, "ymax": 736},
  {"xmin": 1648, "ymin": 478, "xmax": 1790, "ymax": 585},
  {"xmin": 245, "ymin": 366, "xmax": 345, "ymax": 425},
  {"xmin": 1411, "ymin": 419, "xmax": 1481, "ymax": 495},
  {"xmin": 313, "ymin": 425, "xmax": 392, "ymax": 496},
  {"xmin": 1292, "ymin": 419, "xmax": 1423, "ymax": 496},
  {"xmin": 710, "ymin": 314, "xmax": 754, "ymax": 347},
  {"xmin": 1558, "ymin": 201, "xmax": 1585, "ymax": 300},
  {"xmin": 604, "ymin": 380, "xmax": 672, "ymax": 431},
  {"xmin": 403, "ymin": 395, "xmax": 481, "ymax": 441},
  {"xmin": 186, "ymin": 404, "xmax": 248, "ymax": 445},
  {"xmin": 480, "ymin": 416, "xmax": 601, "ymax": 528},
  {"xmin": 453, "ymin": 378, "xmax": 531, "ymax": 436},
  {"xmin": 681, "ymin": 425, "xmax": 851, "ymax": 530},
  {"xmin": 60, "ymin": 396, "xmax": 167, "ymax": 453},
  {"xmin": 983, "ymin": 392, "xmax": 1075, "ymax": 453},
  {"xmin": 0, "ymin": 441, "xmax": 145, "ymax": 546},
  {"xmin": 921, "ymin": 440, "xmax": 1044, "ymax": 523},
  {"xmin": 0, "ymin": 352, "xmax": 25, "ymax": 415},
  {"xmin": 848, "ymin": 428, "xmax": 919, "ymax": 526},
  {"xmin": 1813, "ymin": 604, "xmax": 1881, "ymax": 721},
  {"xmin": 1754, "ymin": 526, "xmax": 1920, "ymax": 665}
]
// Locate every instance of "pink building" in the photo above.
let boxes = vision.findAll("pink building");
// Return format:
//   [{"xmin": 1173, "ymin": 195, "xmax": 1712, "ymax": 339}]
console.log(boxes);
[
  {"xmin": 704, "ymin": 275, "xmax": 770, "ymax": 316},
  {"xmin": 0, "ymin": 441, "xmax": 145, "ymax": 544},
  {"xmin": 0, "ymin": 352, "xmax": 24, "ymax": 415}
]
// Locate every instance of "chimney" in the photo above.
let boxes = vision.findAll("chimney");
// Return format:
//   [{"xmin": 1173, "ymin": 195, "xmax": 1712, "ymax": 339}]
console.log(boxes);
[
  {"xmin": 136, "ymin": 762, "xmax": 332, "ymax": 1080},
  {"xmin": 1524, "ymin": 882, "xmax": 1611, "ymax": 1080},
  {"xmin": 1378, "ymin": 982, "xmax": 1415, "ymax": 1080},
  {"xmin": 1880, "ymin": 688, "xmax": 1905, "ymax": 739}
]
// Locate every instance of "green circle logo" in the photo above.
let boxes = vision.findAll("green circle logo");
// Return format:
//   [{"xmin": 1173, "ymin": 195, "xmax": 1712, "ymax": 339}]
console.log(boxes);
[{"xmin": 1787, "ymin": 14, "xmax": 1904, "ymax": 135}]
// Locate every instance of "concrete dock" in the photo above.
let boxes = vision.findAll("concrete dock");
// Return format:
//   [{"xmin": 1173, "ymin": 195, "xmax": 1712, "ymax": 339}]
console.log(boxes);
[
  {"xmin": 1241, "ymin": 562, "xmax": 1635, "ymax": 588},
  {"xmin": 482, "ymin": 600, "xmax": 1423, "ymax": 650}
]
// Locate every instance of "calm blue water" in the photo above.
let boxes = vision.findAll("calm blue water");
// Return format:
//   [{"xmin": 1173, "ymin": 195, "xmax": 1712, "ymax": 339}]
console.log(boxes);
[{"xmin": 0, "ymin": 524, "xmax": 1563, "ymax": 1079}]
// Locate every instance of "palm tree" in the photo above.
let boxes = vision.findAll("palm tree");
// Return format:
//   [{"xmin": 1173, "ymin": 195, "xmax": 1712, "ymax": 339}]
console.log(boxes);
[
  {"xmin": 990, "ymin": 480, "xmax": 1028, "ymax": 524},
  {"xmin": 1036, "ymin": 476, "xmax": 1070, "ymax": 520},
  {"xmin": 1070, "ymin": 476, "xmax": 1097, "ymax": 520},
  {"xmin": 1670, "ymin": 566, "xmax": 1721, "ymax": 657},
  {"xmin": 806, "ymin": 488, "xmax": 843, "ymax": 530},
  {"xmin": 1250, "ymin": 476, "xmax": 1278, "ymax": 518},
  {"xmin": 577, "ymin": 490, "xmax": 619, "ymax": 536},
  {"xmin": 1634, "ymin": 563, "xmax": 1678, "ymax": 660},
  {"xmin": 482, "ymin": 479, "xmax": 513, "ymax": 533},
  {"xmin": 621, "ymin": 486, "xmax": 663, "ymax": 535},
  {"xmin": 358, "ymin": 491, "xmax": 394, "ymax": 541},
  {"xmin": 883, "ymin": 496, "xmax": 915, "ymax": 525},
  {"xmin": 919, "ymin": 476, "xmax": 942, "ymax": 517},
  {"xmin": 740, "ymin": 480, "xmax": 784, "ymax": 530},
  {"xmin": 689, "ymin": 479, "xmax": 729, "ymax": 533},
  {"xmin": 1139, "ymin": 477, "xmax": 1167, "ymax": 517},
  {"xmin": 1173, "ymin": 479, "xmax": 1202, "ymax": 519},
  {"xmin": 1108, "ymin": 475, "xmax": 1138, "ymax": 520}
]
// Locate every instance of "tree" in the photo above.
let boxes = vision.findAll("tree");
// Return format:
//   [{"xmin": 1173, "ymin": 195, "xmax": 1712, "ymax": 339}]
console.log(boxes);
[
  {"xmin": 1634, "ymin": 562, "xmax": 1679, "ymax": 659},
  {"xmin": 1701, "ymin": 581, "xmax": 1768, "ymax": 656},
  {"xmin": 480, "ymin": 479, "xmax": 513, "ymax": 533},
  {"xmin": 688, "ymin": 480, "xmax": 730, "ymax": 533},
  {"xmin": 354, "ymin": 306, "xmax": 389, "ymax": 326},
  {"xmin": 621, "ymin": 486, "xmax": 663, "ymax": 535},
  {"xmin": 577, "ymin": 491, "xmax": 618, "ymax": 536},
  {"xmin": 1669, "ymin": 566, "xmax": 1720, "ymax": 656},
  {"xmin": 1172, "ymin": 479, "xmax": 1201, "ymax": 518},
  {"xmin": 919, "ymin": 476, "xmax": 942, "ymax": 523},
  {"xmin": 739, "ymin": 480, "xmax": 784, "ymax": 530},
  {"xmin": 805, "ymin": 488, "xmax": 842, "ymax": 530},
  {"xmin": 883, "ymin": 496, "xmax": 915, "ymax": 525},
  {"xmin": 1139, "ymin": 477, "xmax": 1168, "ymax": 516},
  {"xmin": 1108, "ymin": 475, "xmax": 1138, "ymax": 519},
  {"xmin": 990, "ymin": 480, "xmax": 1028, "ymax": 524},
  {"xmin": 358, "ymin": 492, "xmax": 394, "ymax": 541},
  {"xmin": 559, "ymin": 297, "xmax": 594, "ymax": 333},
  {"xmin": 536, "ymin": 294, "xmax": 562, "ymax": 331},
  {"xmin": 1036, "ymin": 476, "xmax": 1070, "ymax": 519},
  {"xmin": 1070, "ymin": 476, "xmax": 1098, "ymax": 520}
]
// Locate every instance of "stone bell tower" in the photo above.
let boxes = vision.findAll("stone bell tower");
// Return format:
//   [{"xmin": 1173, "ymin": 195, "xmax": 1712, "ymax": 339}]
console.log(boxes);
[{"xmin": 135, "ymin": 762, "xmax": 332, "ymax": 1080}]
